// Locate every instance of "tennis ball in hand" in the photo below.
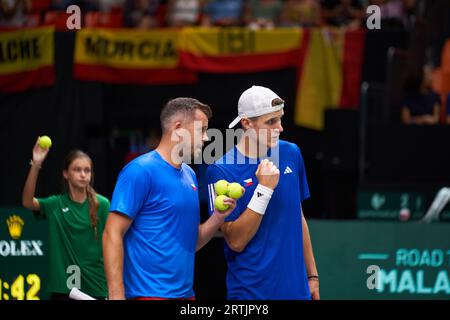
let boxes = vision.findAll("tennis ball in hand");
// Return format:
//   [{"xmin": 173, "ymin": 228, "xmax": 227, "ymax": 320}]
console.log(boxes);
[
  {"xmin": 214, "ymin": 180, "xmax": 229, "ymax": 196},
  {"xmin": 214, "ymin": 195, "xmax": 230, "ymax": 212},
  {"xmin": 38, "ymin": 136, "xmax": 52, "ymax": 149},
  {"xmin": 227, "ymin": 182, "xmax": 244, "ymax": 199}
]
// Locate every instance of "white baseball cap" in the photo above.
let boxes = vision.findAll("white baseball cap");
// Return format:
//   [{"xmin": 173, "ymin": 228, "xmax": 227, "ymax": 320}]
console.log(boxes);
[{"xmin": 228, "ymin": 85, "xmax": 284, "ymax": 128}]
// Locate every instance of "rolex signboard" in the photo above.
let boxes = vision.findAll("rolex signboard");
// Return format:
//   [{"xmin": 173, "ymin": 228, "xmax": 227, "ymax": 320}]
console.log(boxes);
[{"xmin": 0, "ymin": 207, "xmax": 49, "ymax": 300}]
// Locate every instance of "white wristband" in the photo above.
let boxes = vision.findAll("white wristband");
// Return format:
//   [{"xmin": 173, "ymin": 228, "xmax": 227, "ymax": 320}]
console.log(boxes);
[{"xmin": 247, "ymin": 184, "xmax": 274, "ymax": 215}]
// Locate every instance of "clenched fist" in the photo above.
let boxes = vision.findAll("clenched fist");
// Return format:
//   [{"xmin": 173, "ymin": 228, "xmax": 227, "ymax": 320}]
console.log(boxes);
[{"xmin": 255, "ymin": 159, "xmax": 280, "ymax": 190}]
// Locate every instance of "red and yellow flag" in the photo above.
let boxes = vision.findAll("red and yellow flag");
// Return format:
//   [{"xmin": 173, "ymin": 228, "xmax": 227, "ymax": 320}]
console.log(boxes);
[
  {"xmin": 294, "ymin": 28, "xmax": 365, "ymax": 130},
  {"xmin": 179, "ymin": 27, "xmax": 304, "ymax": 73},
  {"xmin": 73, "ymin": 28, "xmax": 197, "ymax": 84},
  {"xmin": 0, "ymin": 27, "xmax": 55, "ymax": 93}
]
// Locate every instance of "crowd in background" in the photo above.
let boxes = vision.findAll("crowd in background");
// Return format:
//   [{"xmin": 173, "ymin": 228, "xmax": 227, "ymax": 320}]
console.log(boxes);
[
  {"xmin": 5, "ymin": 0, "xmax": 449, "ymax": 126},
  {"xmin": 0, "ymin": 0, "xmax": 418, "ymax": 30}
]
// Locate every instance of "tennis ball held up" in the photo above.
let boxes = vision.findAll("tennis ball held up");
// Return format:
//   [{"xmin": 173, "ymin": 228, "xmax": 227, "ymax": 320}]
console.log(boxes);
[
  {"xmin": 214, "ymin": 180, "xmax": 229, "ymax": 195},
  {"xmin": 214, "ymin": 195, "xmax": 230, "ymax": 212},
  {"xmin": 227, "ymin": 182, "xmax": 244, "ymax": 199},
  {"xmin": 38, "ymin": 136, "xmax": 52, "ymax": 149}
]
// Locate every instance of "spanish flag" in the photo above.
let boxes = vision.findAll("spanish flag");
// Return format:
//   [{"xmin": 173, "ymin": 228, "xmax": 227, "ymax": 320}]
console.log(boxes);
[
  {"xmin": 0, "ymin": 27, "xmax": 55, "ymax": 93},
  {"xmin": 294, "ymin": 28, "xmax": 365, "ymax": 130},
  {"xmin": 73, "ymin": 28, "xmax": 197, "ymax": 85},
  {"xmin": 179, "ymin": 27, "xmax": 304, "ymax": 73}
]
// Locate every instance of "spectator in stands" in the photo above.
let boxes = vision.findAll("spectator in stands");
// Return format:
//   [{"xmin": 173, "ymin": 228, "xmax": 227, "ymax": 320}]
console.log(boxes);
[
  {"xmin": 201, "ymin": 0, "xmax": 243, "ymax": 27},
  {"xmin": 124, "ymin": 0, "xmax": 161, "ymax": 28},
  {"xmin": 321, "ymin": 0, "xmax": 364, "ymax": 29},
  {"xmin": 370, "ymin": 0, "xmax": 416, "ymax": 30},
  {"xmin": 166, "ymin": 0, "xmax": 202, "ymax": 27},
  {"xmin": 51, "ymin": 0, "xmax": 99, "ymax": 11},
  {"xmin": 98, "ymin": 0, "xmax": 125, "ymax": 12},
  {"xmin": 0, "ymin": 0, "xmax": 30, "ymax": 27},
  {"xmin": 84, "ymin": 0, "xmax": 125, "ymax": 28},
  {"xmin": 280, "ymin": 0, "xmax": 321, "ymax": 27},
  {"xmin": 244, "ymin": 0, "xmax": 283, "ymax": 30},
  {"xmin": 401, "ymin": 65, "xmax": 441, "ymax": 125}
]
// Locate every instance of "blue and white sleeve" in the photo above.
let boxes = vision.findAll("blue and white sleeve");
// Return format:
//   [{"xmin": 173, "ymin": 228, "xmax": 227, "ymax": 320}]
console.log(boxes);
[{"xmin": 205, "ymin": 165, "xmax": 223, "ymax": 216}]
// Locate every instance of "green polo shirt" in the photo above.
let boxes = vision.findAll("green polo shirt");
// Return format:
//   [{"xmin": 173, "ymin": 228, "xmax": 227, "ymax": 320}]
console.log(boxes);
[{"xmin": 37, "ymin": 193, "xmax": 109, "ymax": 298}]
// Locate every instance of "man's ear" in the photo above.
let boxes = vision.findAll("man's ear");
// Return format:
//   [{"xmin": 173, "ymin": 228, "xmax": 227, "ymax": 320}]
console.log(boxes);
[
  {"xmin": 241, "ymin": 118, "xmax": 252, "ymax": 130},
  {"xmin": 173, "ymin": 121, "xmax": 182, "ymax": 135},
  {"xmin": 174, "ymin": 121, "xmax": 182, "ymax": 130},
  {"xmin": 171, "ymin": 121, "xmax": 184, "ymax": 141}
]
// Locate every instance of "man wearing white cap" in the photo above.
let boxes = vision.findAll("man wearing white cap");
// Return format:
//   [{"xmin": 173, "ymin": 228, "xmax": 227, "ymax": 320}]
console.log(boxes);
[{"xmin": 206, "ymin": 85, "xmax": 320, "ymax": 300}]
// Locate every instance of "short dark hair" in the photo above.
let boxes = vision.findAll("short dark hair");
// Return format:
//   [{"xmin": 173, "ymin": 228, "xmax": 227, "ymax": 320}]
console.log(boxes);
[
  {"xmin": 160, "ymin": 97, "xmax": 212, "ymax": 133},
  {"xmin": 272, "ymin": 98, "xmax": 284, "ymax": 107}
]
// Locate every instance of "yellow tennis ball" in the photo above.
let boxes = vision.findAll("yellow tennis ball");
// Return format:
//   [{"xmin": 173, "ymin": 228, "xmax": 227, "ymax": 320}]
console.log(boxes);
[
  {"xmin": 227, "ymin": 182, "xmax": 244, "ymax": 199},
  {"xmin": 39, "ymin": 136, "xmax": 52, "ymax": 149},
  {"xmin": 214, "ymin": 195, "xmax": 229, "ymax": 211},
  {"xmin": 214, "ymin": 180, "xmax": 229, "ymax": 196}
]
